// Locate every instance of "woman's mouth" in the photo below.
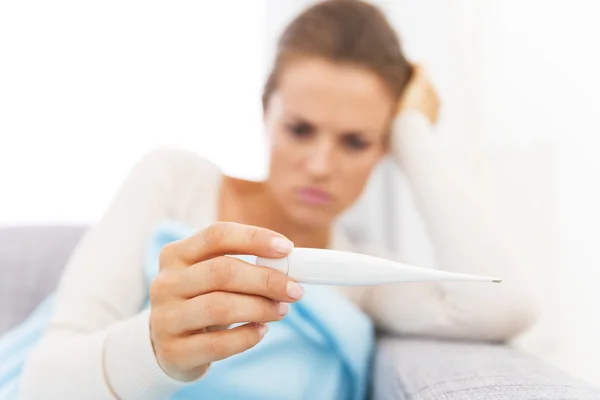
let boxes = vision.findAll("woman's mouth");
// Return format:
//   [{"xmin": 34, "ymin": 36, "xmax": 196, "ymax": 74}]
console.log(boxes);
[{"xmin": 296, "ymin": 187, "xmax": 333, "ymax": 206}]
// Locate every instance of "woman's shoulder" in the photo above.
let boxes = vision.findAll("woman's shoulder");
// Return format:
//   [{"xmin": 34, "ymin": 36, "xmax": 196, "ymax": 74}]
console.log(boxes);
[
  {"xmin": 124, "ymin": 148, "xmax": 224, "ymax": 222},
  {"xmin": 127, "ymin": 148, "xmax": 223, "ymax": 192},
  {"xmin": 133, "ymin": 148, "xmax": 221, "ymax": 178}
]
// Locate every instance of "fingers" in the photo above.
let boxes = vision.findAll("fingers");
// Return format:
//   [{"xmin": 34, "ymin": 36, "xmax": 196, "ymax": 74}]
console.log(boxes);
[
  {"xmin": 162, "ymin": 222, "xmax": 294, "ymax": 267},
  {"xmin": 158, "ymin": 292, "xmax": 289, "ymax": 335},
  {"xmin": 150, "ymin": 223, "xmax": 297, "ymax": 382},
  {"xmin": 160, "ymin": 256, "xmax": 301, "ymax": 302},
  {"xmin": 153, "ymin": 323, "xmax": 267, "ymax": 378},
  {"xmin": 161, "ymin": 323, "xmax": 268, "ymax": 372},
  {"xmin": 151, "ymin": 256, "xmax": 303, "ymax": 304}
]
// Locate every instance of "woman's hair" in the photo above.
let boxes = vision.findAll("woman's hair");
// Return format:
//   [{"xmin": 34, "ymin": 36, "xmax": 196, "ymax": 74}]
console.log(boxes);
[{"xmin": 262, "ymin": 0, "xmax": 413, "ymax": 109}]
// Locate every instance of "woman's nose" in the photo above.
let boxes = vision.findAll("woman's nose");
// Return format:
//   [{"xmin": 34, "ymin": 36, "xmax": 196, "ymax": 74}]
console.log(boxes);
[{"xmin": 305, "ymin": 140, "xmax": 334, "ymax": 178}]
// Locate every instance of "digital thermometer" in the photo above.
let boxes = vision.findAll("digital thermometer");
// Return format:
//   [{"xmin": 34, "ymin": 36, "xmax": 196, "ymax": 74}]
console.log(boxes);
[{"xmin": 252, "ymin": 247, "xmax": 501, "ymax": 285}]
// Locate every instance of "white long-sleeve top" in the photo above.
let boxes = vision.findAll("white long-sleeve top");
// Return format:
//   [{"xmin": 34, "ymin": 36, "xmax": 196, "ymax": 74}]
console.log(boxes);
[{"xmin": 20, "ymin": 112, "xmax": 539, "ymax": 399}]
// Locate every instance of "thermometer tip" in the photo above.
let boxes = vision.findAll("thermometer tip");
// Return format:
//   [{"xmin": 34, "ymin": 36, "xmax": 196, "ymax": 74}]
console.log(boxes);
[{"xmin": 493, "ymin": 279, "xmax": 502, "ymax": 283}]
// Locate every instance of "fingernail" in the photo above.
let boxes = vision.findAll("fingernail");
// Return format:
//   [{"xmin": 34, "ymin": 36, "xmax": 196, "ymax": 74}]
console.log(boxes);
[
  {"xmin": 257, "ymin": 323, "xmax": 268, "ymax": 338},
  {"xmin": 286, "ymin": 281, "xmax": 304, "ymax": 300},
  {"xmin": 271, "ymin": 237, "xmax": 294, "ymax": 255},
  {"xmin": 278, "ymin": 302, "xmax": 290, "ymax": 315}
]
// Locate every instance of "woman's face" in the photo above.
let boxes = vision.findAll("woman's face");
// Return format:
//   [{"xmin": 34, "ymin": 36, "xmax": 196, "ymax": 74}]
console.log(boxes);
[{"xmin": 264, "ymin": 57, "xmax": 395, "ymax": 228}]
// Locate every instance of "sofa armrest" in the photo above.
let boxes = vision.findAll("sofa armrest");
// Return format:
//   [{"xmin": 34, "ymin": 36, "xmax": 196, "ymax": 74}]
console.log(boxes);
[
  {"xmin": 371, "ymin": 337, "xmax": 599, "ymax": 400},
  {"xmin": 0, "ymin": 225, "xmax": 87, "ymax": 334}
]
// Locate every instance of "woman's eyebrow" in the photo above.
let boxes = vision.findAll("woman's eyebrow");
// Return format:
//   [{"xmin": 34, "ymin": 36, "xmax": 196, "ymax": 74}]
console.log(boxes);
[
  {"xmin": 338, "ymin": 127, "xmax": 377, "ymax": 137},
  {"xmin": 284, "ymin": 113, "xmax": 310, "ymax": 122}
]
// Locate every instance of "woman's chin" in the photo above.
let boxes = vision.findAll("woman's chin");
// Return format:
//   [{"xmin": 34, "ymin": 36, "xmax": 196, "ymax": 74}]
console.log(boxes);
[{"xmin": 288, "ymin": 207, "xmax": 335, "ymax": 230}]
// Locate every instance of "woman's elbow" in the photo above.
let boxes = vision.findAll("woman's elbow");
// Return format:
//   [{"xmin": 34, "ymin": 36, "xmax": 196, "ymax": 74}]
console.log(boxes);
[
  {"xmin": 447, "ymin": 283, "xmax": 541, "ymax": 343},
  {"xmin": 491, "ymin": 290, "xmax": 540, "ymax": 342},
  {"xmin": 491, "ymin": 260, "xmax": 544, "ymax": 340}
]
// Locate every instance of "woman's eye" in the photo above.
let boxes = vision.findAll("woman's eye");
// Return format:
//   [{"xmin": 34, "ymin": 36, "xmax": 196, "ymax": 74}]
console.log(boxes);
[
  {"xmin": 342, "ymin": 134, "xmax": 370, "ymax": 150},
  {"xmin": 287, "ymin": 122, "xmax": 314, "ymax": 138}
]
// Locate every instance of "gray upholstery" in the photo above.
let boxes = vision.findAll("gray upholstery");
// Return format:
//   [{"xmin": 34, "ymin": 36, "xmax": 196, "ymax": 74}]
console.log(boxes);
[
  {"xmin": 372, "ymin": 338, "xmax": 600, "ymax": 400},
  {"xmin": 0, "ymin": 225, "xmax": 87, "ymax": 334},
  {"xmin": 1, "ymin": 225, "xmax": 599, "ymax": 399}
]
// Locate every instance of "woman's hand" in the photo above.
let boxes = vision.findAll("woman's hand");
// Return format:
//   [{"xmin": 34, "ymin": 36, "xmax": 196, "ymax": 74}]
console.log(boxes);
[
  {"xmin": 397, "ymin": 65, "xmax": 440, "ymax": 124},
  {"xmin": 149, "ymin": 222, "xmax": 303, "ymax": 382}
]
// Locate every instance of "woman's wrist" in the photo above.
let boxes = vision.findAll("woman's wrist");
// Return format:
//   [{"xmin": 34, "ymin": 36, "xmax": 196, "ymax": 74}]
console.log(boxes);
[
  {"xmin": 104, "ymin": 309, "xmax": 190, "ymax": 400},
  {"xmin": 395, "ymin": 65, "xmax": 440, "ymax": 124}
]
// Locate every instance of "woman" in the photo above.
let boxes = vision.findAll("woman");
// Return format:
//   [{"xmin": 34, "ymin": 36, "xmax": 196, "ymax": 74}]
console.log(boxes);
[{"xmin": 20, "ymin": 0, "xmax": 538, "ymax": 398}]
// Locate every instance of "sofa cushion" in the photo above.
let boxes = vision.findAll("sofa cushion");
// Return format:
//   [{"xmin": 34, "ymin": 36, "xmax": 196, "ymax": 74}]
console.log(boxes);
[
  {"xmin": 0, "ymin": 225, "xmax": 86, "ymax": 334},
  {"xmin": 372, "ymin": 337, "xmax": 600, "ymax": 400}
]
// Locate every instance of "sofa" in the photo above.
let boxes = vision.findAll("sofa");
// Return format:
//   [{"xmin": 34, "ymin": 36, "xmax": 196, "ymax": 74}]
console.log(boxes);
[{"xmin": 1, "ymin": 225, "xmax": 599, "ymax": 399}]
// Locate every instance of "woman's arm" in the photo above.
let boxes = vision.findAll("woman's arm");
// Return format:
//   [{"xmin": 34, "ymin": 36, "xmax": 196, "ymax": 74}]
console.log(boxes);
[
  {"xmin": 359, "ymin": 71, "xmax": 539, "ymax": 342},
  {"xmin": 20, "ymin": 149, "xmax": 217, "ymax": 400}
]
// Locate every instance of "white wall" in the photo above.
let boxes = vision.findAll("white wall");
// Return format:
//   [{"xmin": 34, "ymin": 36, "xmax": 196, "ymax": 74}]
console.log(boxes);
[
  {"xmin": 0, "ymin": 0, "xmax": 269, "ymax": 225},
  {"xmin": 474, "ymin": 0, "xmax": 600, "ymax": 384}
]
